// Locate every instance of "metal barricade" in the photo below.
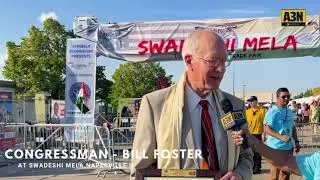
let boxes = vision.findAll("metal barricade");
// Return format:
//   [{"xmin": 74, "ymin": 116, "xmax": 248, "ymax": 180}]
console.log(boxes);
[
  {"xmin": 4, "ymin": 124, "xmax": 92, "ymax": 151},
  {"xmin": 295, "ymin": 122, "xmax": 320, "ymax": 154},
  {"xmin": 0, "ymin": 124, "xmax": 112, "ymax": 169},
  {"xmin": 2, "ymin": 121, "xmax": 319, "ymax": 177},
  {"xmin": 112, "ymin": 117, "xmax": 137, "ymax": 129},
  {"xmin": 97, "ymin": 126, "xmax": 135, "ymax": 177},
  {"xmin": 0, "ymin": 123, "xmax": 30, "ymax": 165}
]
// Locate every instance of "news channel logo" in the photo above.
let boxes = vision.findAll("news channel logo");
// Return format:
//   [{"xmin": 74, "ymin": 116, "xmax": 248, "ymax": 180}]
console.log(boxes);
[{"xmin": 281, "ymin": 9, "xmax": 306, "ymax": 26}]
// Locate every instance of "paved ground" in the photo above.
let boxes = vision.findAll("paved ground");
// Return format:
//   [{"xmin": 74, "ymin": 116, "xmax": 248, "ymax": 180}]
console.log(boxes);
[{"xmin": 0, "ymin": 159, "xmax": 303, "ymax": 180}]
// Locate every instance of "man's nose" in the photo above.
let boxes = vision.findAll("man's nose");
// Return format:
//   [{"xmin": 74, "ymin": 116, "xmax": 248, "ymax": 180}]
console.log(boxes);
[{"xmin": 214, "ymin": 66, "xmax": 225, "ymax": 73}]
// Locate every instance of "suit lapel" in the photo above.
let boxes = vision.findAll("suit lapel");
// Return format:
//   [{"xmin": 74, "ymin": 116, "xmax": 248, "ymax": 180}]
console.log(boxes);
[
  {"xmin": 212, "ymin": 91, "xmax": 229, "ymax": 174},
  {"xmin": 182, "ymin": 104, "xmax": 200, "ymax": 169}
]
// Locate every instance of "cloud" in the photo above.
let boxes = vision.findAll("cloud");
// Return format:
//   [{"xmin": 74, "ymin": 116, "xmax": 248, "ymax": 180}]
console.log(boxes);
[
  {"xmin": 38, "ymin": 12, "xmax": 58, "ymax": 23},
  {"xmin": 0, "ymin": 48, "xmax": 8, "ymax": 80},
  {"xmin": 0, "ymin": 48, "xmax": 7, "ymax": 65},
  {"xmin": 0, "ymin": 61, "xmax": 4, "ymax": 80}
]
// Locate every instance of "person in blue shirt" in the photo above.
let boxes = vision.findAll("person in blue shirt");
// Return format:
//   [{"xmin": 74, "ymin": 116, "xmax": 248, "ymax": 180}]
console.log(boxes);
[
  {"xmin": 232, "ymin": 131, "xmax": 320, "ymax": 180},
  {"xmin": 263, "ymin": 87, "xmax": 301, "ymax": 180}
]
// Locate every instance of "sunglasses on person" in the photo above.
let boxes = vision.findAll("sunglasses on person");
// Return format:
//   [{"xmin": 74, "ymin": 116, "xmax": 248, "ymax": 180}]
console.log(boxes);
[{"xmin": 281, "ymin": 95, "xmax": 290, "ymax": 100}]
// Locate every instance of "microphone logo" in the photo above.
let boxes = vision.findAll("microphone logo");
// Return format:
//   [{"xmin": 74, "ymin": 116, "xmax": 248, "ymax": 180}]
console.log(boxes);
[
  {"xmin": 232, "ymin": 111, "xmax": 245, "ymax": 120},
  {"xmin": 220, "ymin": 110, "xmax": 246, "ymax": 130},
  {"xmin": 221, "ymin": 112, "xmax": 235, "ymax": 129}
]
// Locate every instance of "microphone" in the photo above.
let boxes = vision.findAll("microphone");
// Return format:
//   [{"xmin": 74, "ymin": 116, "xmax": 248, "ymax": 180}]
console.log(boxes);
[{"xmin": 220, "ymin": 99, "xmax": 249, "ymax": 149}]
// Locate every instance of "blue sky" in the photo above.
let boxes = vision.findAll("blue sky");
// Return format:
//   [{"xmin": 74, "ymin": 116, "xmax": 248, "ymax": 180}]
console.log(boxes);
[{"xmin": 0, "ymin": 0, "xmax": 319, "ymax": 95}]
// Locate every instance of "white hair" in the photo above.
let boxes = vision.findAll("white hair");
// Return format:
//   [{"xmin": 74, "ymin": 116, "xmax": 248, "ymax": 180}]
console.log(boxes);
[
  {"xmin": 181, "ymin": 30, "xmax": 225, "ymax": 62},
  {"xmin": 181, "ymin": 33, "xmax": 198, "ymax": 61}
]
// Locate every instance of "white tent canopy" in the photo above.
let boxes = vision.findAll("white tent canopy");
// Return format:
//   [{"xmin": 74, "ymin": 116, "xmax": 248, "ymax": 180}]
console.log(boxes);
[
  {"xmin": 263, "ymin": 103, "xmax": 272, "ymax": 107},
  {"xmin": 290, "ymin": 95, "xmax": 320, "ymax": 105}
]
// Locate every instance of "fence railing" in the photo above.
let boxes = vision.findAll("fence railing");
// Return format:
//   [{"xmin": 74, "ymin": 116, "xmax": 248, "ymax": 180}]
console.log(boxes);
[
  {"xmin": 0, "ymin": 124, "xmax": 111, "ymax": 166},
  {"xmin": 1, "ymin": 122, "xmax": 319, "ymax": 177},
  {"xmin": 97, "ymin": 126, "xmax": 135, "ymax": 177},
  {"xmin": 295, "ymin": 122, "xmax": 320, "ymax": 154},
  {"xmin": 112, "ymin": 117, "xmax": 137, "ymax": 128}
]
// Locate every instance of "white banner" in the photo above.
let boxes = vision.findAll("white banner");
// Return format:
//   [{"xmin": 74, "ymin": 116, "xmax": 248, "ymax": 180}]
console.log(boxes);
[
  {"xmin": 73, "ymin": 16, "xmax": 319, "ymax": 62},
  {"xmin": 65, "ymin": 38, "xmax": 96, "ymax": 142}
]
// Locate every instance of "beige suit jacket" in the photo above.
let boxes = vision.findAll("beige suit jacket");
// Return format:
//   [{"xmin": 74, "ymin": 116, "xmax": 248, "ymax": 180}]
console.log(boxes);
[{"xmin": 131, "ymin": 85, "xmax": 253, "ymax": 179}]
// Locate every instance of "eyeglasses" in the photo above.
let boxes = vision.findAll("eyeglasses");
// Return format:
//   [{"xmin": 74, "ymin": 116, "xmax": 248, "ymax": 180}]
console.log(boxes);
[
  {"xmin": 192, "ymin": 54, "xmax": 227, "ymax": 68},
  {"xmin": 281, "ymin": 95, "xmax": 290, "ymax": 100}
]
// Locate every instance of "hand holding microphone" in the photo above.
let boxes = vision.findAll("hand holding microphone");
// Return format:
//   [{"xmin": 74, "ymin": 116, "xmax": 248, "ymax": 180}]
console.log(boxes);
[
  {"xmin": 220, "ymin": 99, "xmax": 249, "ymax": 150},
  {"xmin": 232, "ymin": 130, "xmax": 248, "ymax": 146}
]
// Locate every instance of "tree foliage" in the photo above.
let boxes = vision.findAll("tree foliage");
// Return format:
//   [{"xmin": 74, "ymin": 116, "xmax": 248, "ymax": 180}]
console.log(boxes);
[
  {"xmin": 96, "ymin": 66, "xmax": 113, "ymax": 101},
  {"xmin": 312, "ymin": 87, "xmax": 320, "ymax": 96},
  {"xmin": 293, "ymin": 88, "xmax": 319, "ymax": 99},
  {"xmin": 3, "ymin": 18, "xmax": 69, "ymax": 99},
  {"xmin": 3, "ymin": 19, "xmax": 112, "ymax": 101},
  {"xmin": 110, "ymin": 62, "xmax": 172, "ymax": 108}
]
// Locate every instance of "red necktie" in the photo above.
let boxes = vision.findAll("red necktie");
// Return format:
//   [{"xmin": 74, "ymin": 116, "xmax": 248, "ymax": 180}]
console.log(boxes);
[{"xmin": 199, "ymin": 99, "xmax": 219, "ymax": 171}]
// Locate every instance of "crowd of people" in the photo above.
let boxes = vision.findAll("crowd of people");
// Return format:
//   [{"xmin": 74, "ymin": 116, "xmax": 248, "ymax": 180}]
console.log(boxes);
[
  {"xmin": 245, "ymin": 88, "xmax": 319, "ymax": 179},
  {"xmin": 289, "ymin": 99, "xmax": 320, "ymax": 134}
]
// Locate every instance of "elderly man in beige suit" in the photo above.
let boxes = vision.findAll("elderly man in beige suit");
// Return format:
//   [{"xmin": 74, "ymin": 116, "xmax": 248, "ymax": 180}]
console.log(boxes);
[{"xmin": 131, "ymin": 30, "xmax": 253, "ymax": 180}]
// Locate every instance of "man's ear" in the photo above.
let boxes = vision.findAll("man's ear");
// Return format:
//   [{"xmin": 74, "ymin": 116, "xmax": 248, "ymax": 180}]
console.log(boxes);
[{"xmin": 184, "ymin": 55, "xmax": 192, "ymax": 67}]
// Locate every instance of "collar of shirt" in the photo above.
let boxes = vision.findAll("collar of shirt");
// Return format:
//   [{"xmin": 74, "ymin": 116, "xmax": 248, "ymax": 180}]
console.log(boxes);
[
  {"xmin": 185, "ymin": 84, "xmax": 214, "ymax": 111},
  {"xmin": 250, "ymin": 107, "xmax": 261, "ymax": 113}
]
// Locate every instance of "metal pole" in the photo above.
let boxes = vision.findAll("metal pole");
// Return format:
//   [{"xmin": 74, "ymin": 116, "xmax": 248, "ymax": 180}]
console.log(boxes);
[
  {"xmin": 242, "ymin": 84, "xmax": 246, "ymax": 103},
  {"xmin": 23, "ymin": 98, "xmax": 25, "ymax": 124},
  {"xmin": 232, "ymin": 63, "xmax": 235, "ymax": 96},
  {"xmin": 23, "ymin": 98, "xmax": 26, "ymax": 148}
]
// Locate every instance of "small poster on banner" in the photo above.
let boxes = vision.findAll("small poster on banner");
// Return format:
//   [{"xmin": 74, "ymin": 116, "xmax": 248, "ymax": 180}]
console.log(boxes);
[{"xmin": 51, "ymin": 100, "xmax": 65, "ymax": 124}]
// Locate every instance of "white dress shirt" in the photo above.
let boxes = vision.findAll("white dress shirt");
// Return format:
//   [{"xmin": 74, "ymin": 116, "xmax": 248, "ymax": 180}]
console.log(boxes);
[{"xmin": 185, "ymin": 84, "xmax": 223, "ymax": 165}]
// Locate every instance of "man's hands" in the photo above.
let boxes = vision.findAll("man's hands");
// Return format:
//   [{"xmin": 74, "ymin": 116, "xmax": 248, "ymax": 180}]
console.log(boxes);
[
  {"xmin": 231, "ymin": 130, "xmax": 245, "ymax": 146},
  {"xmin": 262, "ymin": 133, "xmax": 267, "ymax": 142},
  {"xmin": 279, "ymin": 135, "xmax": 290, "ymax": 142},
  {"xmin": 220, "ymin": 171, "xmax": 243, "ymax": 180},
  {"xmin": 278, "ymin": 135, "xmax": 300, "ymax": 153}
]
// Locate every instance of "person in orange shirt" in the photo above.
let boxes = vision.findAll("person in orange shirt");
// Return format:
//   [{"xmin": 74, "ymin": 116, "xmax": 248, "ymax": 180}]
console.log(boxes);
[{"xmin": 246, "ymin": 96, "xmax": 267, "ymax": 174}]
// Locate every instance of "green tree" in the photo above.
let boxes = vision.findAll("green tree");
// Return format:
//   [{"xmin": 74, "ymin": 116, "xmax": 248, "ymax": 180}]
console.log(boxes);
[
  {"xmin": 3, "ymin": 19, "xmax": 110, "ymax": 101},
  {"xmin": 303, "ymin": 89, "xmax": 313, "ymax": 97},
  {"xmin": 312, "ymin": 87, "xmax": 320, "ymax": 96},
  {"xmin": 96, "ymin": 65, "xmax": 113, "ymax": 101},
  {"xmin": 293, "ymin": 88, "xmax": 319, "ymax": 99},
  {"xmin": 110, "ymin": 62, "xmax": 172, "ymax": 108},
  {"xmin": 293, "ymin": 92, "xmax": 304, "ymax": 99},
  {"xmin": 3, "ymin": 18, "xmax": 69, "ymax": 99}
]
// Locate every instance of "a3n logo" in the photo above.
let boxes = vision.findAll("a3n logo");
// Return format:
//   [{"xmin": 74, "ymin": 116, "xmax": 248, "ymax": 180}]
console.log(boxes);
[{"xmin": 281, "ymin": 9, "xmax": 306, "ymax": 26}]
